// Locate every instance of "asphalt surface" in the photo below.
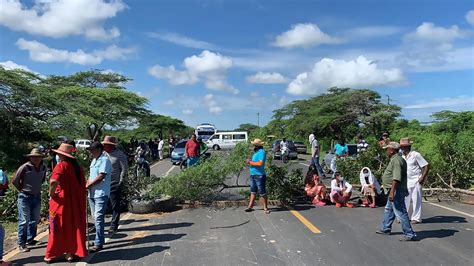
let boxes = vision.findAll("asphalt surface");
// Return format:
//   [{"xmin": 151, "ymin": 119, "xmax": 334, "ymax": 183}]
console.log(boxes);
[{"xmin": 4, "ymin": 154, "xmax": 474, "ymax": 265}]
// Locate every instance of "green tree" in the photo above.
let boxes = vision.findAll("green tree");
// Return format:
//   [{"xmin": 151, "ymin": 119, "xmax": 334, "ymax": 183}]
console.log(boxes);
[{"xmin": 235, "ymin": 123, "xmax": 260, "ymax": 134}]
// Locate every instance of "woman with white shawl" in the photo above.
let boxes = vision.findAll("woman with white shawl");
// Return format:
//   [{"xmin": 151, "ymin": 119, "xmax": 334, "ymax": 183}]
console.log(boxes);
[{"xmin": 359, "ymin": 167, "xmax": 382, "ymax": 208}]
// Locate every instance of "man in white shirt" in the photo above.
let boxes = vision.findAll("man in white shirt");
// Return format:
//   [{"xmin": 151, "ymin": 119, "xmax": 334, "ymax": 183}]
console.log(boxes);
[
  {"xmin": 158, "ymin": 138, "xmax": 164, "ymax": 160},
  {"xmin": 400, "ymin": 138, "xmax": 429, "ymax": 224},
  {"xmin": 309, "ymin": 133, "xmax": 324, "ymax": 177}
]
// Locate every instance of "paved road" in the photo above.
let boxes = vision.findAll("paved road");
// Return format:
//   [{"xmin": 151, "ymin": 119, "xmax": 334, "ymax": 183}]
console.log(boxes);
[{"xmin": 5, "ymin": 156, "xmax": 474, "ymax": 265}]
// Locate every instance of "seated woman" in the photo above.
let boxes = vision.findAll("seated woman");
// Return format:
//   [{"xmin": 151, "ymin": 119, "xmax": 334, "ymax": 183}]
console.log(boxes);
[
  {"xmin": 330, "ymin": 172, "xmax": 354, "ymax": 208},
  {"xmin": 304, "ymin": 166, "xmax": 327, "ymax": 206},
  {"xmin": 359, "ymin": 167, "xmax": 382, "ymax": 208}
]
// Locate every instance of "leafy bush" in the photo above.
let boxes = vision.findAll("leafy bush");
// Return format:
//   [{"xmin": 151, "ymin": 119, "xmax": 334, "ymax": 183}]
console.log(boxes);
[{"xmin": 266, "ymin": 160, "xmax": 304, "ymax": 202}]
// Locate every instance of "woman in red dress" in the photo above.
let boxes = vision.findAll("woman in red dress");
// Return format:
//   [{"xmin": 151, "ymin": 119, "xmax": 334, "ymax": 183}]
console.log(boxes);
[{"xmin": 45, "ymin": 143, "xmax": 87, "ymax": 263}]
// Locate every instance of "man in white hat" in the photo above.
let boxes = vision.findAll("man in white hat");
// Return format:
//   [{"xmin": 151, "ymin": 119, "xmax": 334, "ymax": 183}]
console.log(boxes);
[
  {"xmin": 377, "ymin": 142, "xmax": 417, "ymax": 241},
  {"xmin": 11, "ymin": 148, "xmax": 47, "ymax": 252},
  {"xmin": 400, "ymin": 138, "xmax": 429, "ymax": 224},
  {"xmin": 102, "ymin": 136, "xmax": 128, "ymax": 234}
]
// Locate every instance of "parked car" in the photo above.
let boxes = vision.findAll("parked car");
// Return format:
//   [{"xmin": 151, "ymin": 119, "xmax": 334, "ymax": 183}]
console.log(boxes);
[
  {"xmin": 170, "ymin": 140, "xmax": 187, "ymax": 165},
  {"xmin": 271, "ymin": 140, "xmax": 298, "ymax": 160},
  {"xmin": 206, "ymin": 131, "xmax": 248, "ymax": 150},
  {"xmin": 293, "ymin": 141, "xmax": 307, "ymax": 154},
  {"xmin": 75, "ymin": 139, "xmax": 92, "ymax": 149}
]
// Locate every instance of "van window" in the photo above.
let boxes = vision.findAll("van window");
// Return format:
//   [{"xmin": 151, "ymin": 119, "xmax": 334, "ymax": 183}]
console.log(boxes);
[
  {"xmin": 86, "ymin": 141, "xmax": 91, "ymax": 145},
  {"xmin": 233, "ymin": 134, "xmax": 246, "ymax": 140},
  {"xmin": 209, "ymin": 135, "xmax": 218, "ymax": 141},
  {"xmin": 222, "ymin": 134, "xmax": 232, "ymax": 140},
  {"xmin": 78, "ymin": 141, "xmax": 84, "ymax": 145}
]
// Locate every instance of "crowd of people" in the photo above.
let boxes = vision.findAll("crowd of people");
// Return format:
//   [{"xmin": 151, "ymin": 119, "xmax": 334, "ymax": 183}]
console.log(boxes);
[
  {"xmin": 0, "ymin": 131, "xmax": 431, "ymax": 264},
  {"xmin": 245, "ymin": 132, "xmax": 429, "ymax": 242}
]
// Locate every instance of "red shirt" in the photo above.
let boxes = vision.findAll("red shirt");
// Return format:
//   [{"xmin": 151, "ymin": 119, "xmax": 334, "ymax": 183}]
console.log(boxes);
[{"xmin": 185, "ymin": 140, "xmax": 200, "ymax": 157}]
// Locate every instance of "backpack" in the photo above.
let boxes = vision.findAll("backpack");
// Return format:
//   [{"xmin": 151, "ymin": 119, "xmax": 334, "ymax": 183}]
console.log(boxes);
[{"xmin": 0, "ymin": 169, "xmax": 8, "ymax": 190}]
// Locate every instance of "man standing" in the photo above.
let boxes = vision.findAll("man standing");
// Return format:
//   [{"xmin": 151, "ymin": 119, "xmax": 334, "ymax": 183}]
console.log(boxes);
[
  {"xmin": 102, "ymin": 136, "xmax": 128, "ymax": 234},
  {"xmin": 12, "ymin": 148, "xmax": 46, "ymax": 252},
  {"xmin": 158, "ymin": 138, "xmax": 164, "ymax": 160},
  {"xmin": 400, "ymin": 138, "xmax": 429, "ymax": 224},
  {"xmin": 309, "ymin": 133, "xmax": 324, "ymax": 177},
  {"xmin": 185, "ymin": 134, "xmax": 200, "ymax": 167},
  {"xmin": 86, "ymin": 142, "xmax": 111, "ymax": 252},
  {"xmin": 377, "ymin": 142, "xmax": 417, "ymax": 241}
]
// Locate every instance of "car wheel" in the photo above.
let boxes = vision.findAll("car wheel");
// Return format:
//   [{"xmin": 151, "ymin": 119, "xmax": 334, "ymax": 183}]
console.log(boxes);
[{"xmin": 213, "ymin": 145, "xmax": 220, "ymax": 150}]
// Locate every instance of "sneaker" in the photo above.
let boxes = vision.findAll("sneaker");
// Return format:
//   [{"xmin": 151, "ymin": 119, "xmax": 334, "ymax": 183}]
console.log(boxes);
[
  {"xmin": 399, "ymin": 237, "xmax": 417, "ymax": 241},
  {"xmin": 18, "ymin": 245, "xmax": 30, "ymax": 253},
  {"xmin": 335, "ymin": 203, "xmax": 342, "ymax": 208},
  {"xmin": 370, "ymin": 203, "xmax": 376, "ymax": 208},
  {"xmin": 345, "ymin": 203, "xmax": 354, "ymax": 208},
  {"xmin": 26, "ymin": 239, "xmax": 39, "ymax": 246},
  {"xmin": 375, "ymin": 230, "xmax": 391, "ymax": 235}
]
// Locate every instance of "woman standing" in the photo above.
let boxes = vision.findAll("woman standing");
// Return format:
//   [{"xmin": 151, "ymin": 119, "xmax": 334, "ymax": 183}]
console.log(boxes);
[
  {"xmin": 44, "ymin": 144, "xmax": 87, "ymax": 263},
  {"xmin": 245, "ymin": 139, "xmax": 270, "ymax": 214}
]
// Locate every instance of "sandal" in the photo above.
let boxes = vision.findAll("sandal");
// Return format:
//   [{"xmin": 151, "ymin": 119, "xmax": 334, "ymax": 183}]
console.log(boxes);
[
  {"xmin": 264, "ymin": 209, "xmax": 271, "ymax": 214},
  {"xmin": 244, "ymin": 207, "xmax": 254, "ymax": 212},
  {"xmin": 43, "ymin": 258, "xmax": 54, "ymax": 264},
  {"xmin": 65, "ymin": 254, "xmax": 78, "ymax": 263}
]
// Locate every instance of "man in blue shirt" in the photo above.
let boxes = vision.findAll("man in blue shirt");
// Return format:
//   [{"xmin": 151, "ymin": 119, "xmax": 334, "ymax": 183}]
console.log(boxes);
[
  {"xmin": 245, "ymin": 139, "xmax": 270, "ymax": 214},
  {"xmin": 87, "ymin": 142, "xmax": 112, "ymax": 252}
]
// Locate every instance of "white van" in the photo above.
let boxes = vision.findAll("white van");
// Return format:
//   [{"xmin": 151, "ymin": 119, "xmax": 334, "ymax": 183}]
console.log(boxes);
[{"xmin": 207, "ymin": 132, "xmax": 248, "ymax": 150}]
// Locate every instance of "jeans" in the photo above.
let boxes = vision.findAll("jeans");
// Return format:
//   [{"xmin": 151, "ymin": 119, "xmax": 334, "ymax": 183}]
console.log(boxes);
[
  {"xmin": 109, "ymin": 186, "xmax": 122, "ymax": 231},
  {"xmin": 330, "ymin": 157, "xmax": 337, "ymax": 178},
  {"xmin": 17, "ymin": 192, "xmax": 41, "ymax": 246},
  {"xmin": 380, "ymin": 189, "xmax": 417, "ymax": 239},
  {"xmin": 311, "ymin": 156, "xmax": 325, "ymax": 177},
  {"xmin": 249, "ymin": 175, "xmax": 266, "ymax": 196},
  {"xmin": 89, "ymin": 196, "xmax": 109, "ymax": 247},
  {"xmin": 1, "ymin": 223, "xmax": 4, "ymax": 261}
]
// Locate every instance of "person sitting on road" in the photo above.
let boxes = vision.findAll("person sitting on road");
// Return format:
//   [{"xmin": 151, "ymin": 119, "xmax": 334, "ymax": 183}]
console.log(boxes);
[
  {"xmin": 359, "ymin": 167, "xmax": 382, "ymax": 208},
  {"xmin": 330, "ymin": 172, "xmax": 354, "ymax": 208},
  {"xmin": 305, "ymin": 166, "xmax": 327, "ymax": 206}
]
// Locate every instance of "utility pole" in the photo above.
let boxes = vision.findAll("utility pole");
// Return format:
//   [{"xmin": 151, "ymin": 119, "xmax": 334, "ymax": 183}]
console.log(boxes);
[
  {"xmin": 257, "ymin": 112, "xmax": 260, "ymax": 127},
  {"xmin": 386, "ymin": 94, "xmax": 391, "ymax": 105}
]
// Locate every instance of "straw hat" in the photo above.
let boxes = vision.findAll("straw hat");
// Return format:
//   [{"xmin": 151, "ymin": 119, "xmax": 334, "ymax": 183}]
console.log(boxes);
[
  {"xmin": 251, "ymin": 138, "xmax": 265, "ymax": 146},
  {"xmin": 52, "ymin": 143, "xmax": 76, "ymax": 159},
  {"xmin": 25, "ymin": 148, "xmax": 45, "ymax": 157},
  {"xmin": 102, "ymin": 136, "xmax": 118, "ymax": 146},
  {"xmin": 399, "ymin": 138, "xmax": 414, "ymax": 147}
]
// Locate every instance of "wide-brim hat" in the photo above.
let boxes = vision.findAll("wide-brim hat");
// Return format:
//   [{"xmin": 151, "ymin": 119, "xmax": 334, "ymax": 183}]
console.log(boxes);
[
  {"xmin": 25, "ymin": 148, "xmax": 45, "ymax": 157},
  {"xmin": 102, "ymin": 135, "xmax": 118, "ymax": 146},
  {"xmin": 52, "ymin": 143, "xmax": 76, "ymax": 159},
  {"xmin": 382, "ymin": 141, "xmax": 400, "ymax": 150},
  {"xmin": 399, "ymin": 138, "xmax": 414, "ymax": 147},
  {"xmin": 251, "ymin": 138, "xmax": 265, "ymax": 146}
]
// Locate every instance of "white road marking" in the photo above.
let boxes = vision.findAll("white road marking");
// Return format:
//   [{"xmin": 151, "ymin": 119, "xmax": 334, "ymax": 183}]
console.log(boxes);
[
  {"xmin": 150, "ymin": 160, "xmax": 166, "ymax": 169},
  {"xmin": 299, "ymin": 162, "xmax": 310, "ymax": 167},
  {"xmin": 426, "ymin": 202, "xmax": 474, "ymax": 218},
  {"xmin": 163, "ymin": 165, "xmax": 176, "ymax": 177},
  {"xmin": 3, "ymin": 230, "xmax": 50, "ymax": 261}
]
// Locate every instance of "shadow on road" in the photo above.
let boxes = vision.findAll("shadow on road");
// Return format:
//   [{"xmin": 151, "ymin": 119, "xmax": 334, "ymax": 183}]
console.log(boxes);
[
  {"xmin": 106, "ymin": 233, "xmax": 187, "ymax": 249},
  {"xmin": 12, "ymin": 255, "xmax": 47, "ymax": 265},
  {"xmin": 88, "ymin": 245, "xmax": 171, "ymax": 264},
  {"xmin": 417, "ymin": 229, "xmax": 459, "ymax": 240},
  {"xmin": 119, "ymin": 222, "xmax": 193, "ymax": 232},
  {"xmin": 422, "ymin": 216, "xmax": 468, "ymax": 224}
]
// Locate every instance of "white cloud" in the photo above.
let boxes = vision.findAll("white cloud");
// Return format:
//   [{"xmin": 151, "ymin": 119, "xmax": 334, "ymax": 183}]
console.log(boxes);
[
  {"xmin": 149, "ymin": 50, "xmax": 238, "ymax": 94},
  {"xmin": 250, "ymin": 92, "xmax": 259, "ymax": 97},
  {"xmin": 209, "ymin": 106, "xmax": 223, "ymax": 114},
  {"xmin": 164, "ymin": 100, "xmax": 175, "ymax": 105},
  {"xmin": 148, "ymin": 65, "xmax": 199, "ymax": 85},
  {"xmin": 287, "ymin": 56, "xmax": 405, "ymax": 96},
  {"xmin": 273, "ymin": 23, "xmax": 342, "ymax": 48},
  {"xmin": 246, "ymin": 72, "xmax": 289, "ymax": 84},
  {"xmin": 182, "ymin": 109, "xmax": 193, "ymax": 115},
  {"xmin": 0, "ymin": 60, "xmax": 34, "ymax": 72},
  {"xmin": 404, "ymin": 96, "xmax": 474, "ymax": 109},
  {"xmin": 147, "ymin": 32, "xmax": 217, "ymax": 50},
  {"xmin": 405, "ymin": 22, "xmax": 467, "ymax": 44},
  {"xmin": 0, "ymin": 0, "xmax": 126, "ymax": 41},
  {"xmin": 347, "ymin": 26, "xmax": 402, "ymax": 38},
  {"xmin": 16, "ymin": 38, "xmax": 135, "ymax": 65},
  {"xmin": 203, "ymin": 94, "xmax": 223, "ymax": 114},
  {"xmin": 466, "ymin": 10, "xmax": 474, "ymax": 26}
]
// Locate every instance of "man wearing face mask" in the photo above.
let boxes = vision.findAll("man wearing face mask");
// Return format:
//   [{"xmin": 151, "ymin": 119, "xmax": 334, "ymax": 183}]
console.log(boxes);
[{"xmin": 377, "ymin": 142, "xmax": 417, "ymax": 241}]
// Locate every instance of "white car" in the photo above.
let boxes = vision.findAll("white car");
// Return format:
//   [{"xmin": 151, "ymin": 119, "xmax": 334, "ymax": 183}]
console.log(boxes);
[
  {"xmin": 76, "ymin": 139, "xmax": 92, "ymax": 149},
  {"xmin": 207, "ymin": 131, "xmax": 248, "ymax": 150}
]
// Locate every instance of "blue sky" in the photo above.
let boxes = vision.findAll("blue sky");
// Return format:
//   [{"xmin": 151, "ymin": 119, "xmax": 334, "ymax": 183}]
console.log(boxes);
[{"xmin": 1, "ymin": 0, "xmax": 473, "ymax": 130}]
